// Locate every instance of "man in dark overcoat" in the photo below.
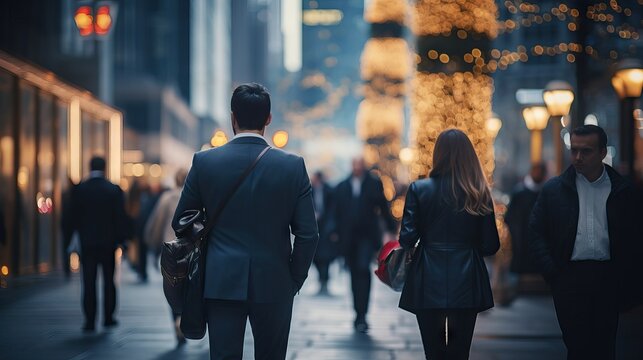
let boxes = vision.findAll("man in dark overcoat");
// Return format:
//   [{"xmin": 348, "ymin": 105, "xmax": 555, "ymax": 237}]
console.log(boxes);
[
  {"xmin": 529, "ymin": 125, "xmax": 640, "ymax": 360},
  {"xmin": 333, "ymin": 158, "xmax": 396, "ymax": 332}
]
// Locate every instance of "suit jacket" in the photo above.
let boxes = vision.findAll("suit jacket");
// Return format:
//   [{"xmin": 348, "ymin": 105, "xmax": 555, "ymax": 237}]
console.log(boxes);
[
  {"xmin": 70, "ymin": 175, "xmax": 127, "ymax": 253},
  {"xmin": 398, "ymin": 177, "xmax": 499, "ymax": 313},
  {"xmin": 172, "ymin": 136, "xmax": 319, "ymax": 303},
  {"xmin": 528, "ymin": 165, "xmax": 641, "ymax": 310},
  {"xmin": 333, "ymin": 172, "xmax": 396, "ymax": 253}
]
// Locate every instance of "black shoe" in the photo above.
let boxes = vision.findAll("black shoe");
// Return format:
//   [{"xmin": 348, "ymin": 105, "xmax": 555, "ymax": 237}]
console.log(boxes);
[
  {"xmin": 82, "ymin": 324, "xmax": 95, "ymax": 333},
  {"xmin": 104, "ymin": 319, "xmax": 119, "ymax": 327},
  {"xmin": 354, "ymin": 316, "xmax": 368, "ymax": 333}
]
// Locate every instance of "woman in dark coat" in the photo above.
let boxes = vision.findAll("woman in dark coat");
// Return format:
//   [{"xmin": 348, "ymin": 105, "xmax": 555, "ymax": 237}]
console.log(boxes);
[{"xmin": 399, "ymin": 129, "xmax": 500, "ymax": 360}]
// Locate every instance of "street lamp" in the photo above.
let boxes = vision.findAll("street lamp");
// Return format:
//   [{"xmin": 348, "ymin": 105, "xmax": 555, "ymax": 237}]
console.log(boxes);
[
  {"xmin": 522, "ymin": 106, "xmax": 549, "ymax": 164},
  {"xmin": 543, "ymin": 81, "xmax": 574, "ymax": 174},
  {"xmin": 272, "ymin": 130, "xmax": 289, "ymax": 148},
  {"xmin": 486, "ymin": 113, "xmax": 502, "ymax": 139},
  {"xmin": 611, "ymin": 59, "xmax": 643, "ymax": 180}
]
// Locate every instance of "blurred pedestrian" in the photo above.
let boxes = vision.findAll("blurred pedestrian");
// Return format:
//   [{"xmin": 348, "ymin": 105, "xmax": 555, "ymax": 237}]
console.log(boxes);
[
  {"xmin": 137, "ymin": 181, "xmax": 164, "ymax": 282},
  {"xmin": 505, "ymin": 162, "xmax": 547, "ymax": 275},
  {"xmin": 398, "ymin": 129, "xmax": 500, "ymax": 360},
  {"xmin": 69, "ymin": 156, "xmax": 128, "ymax": 332},
  {"xmin": 311, "ymin": 170, "xmax": 337, "ymax": 296},
  {"xmin": 529, "ymin": 125, "xmax": 639, "ymax": 360},
  {"xmin": 171, "ymin": 83, "xmax": 318, "ymax": 359},
  {"xmin": 333, "ymin": 157, "xmax": 397, "ymax": 332},
  {"xmin": 144, "ymin": 168, "xmax": 188, "ymax": 345}
]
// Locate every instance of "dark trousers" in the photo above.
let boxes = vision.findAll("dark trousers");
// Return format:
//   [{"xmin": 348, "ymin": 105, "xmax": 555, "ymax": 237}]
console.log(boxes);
[
  {"xmin": 314, "ymin": 258, "xmax": 330, "ymax": 284},
  {"xmin": 205, "ymin": 298, "xmax": 294, "ymax": 360},
  {"xmin": 81, "ymin": 249, "xmax": 116, "ymax": 325},
  {"xmin": 347, "ymin": 240, "xmax": 373, "ymax": 318},
  {"xmin": 551, "ymin": 261, "xmax": 618, "ymax": 360},
  {"xmin": 137, "ymin": 238, "xmax": 148, "ymax": 280},
  {"xmin": 416, "ymin": 309, "xmax": 477, "ymax": 360}
]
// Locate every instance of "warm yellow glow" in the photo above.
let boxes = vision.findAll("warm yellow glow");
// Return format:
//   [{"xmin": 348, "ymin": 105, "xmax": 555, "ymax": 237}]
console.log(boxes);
[
  {"xmin": 95, "ymin": 6, "xmax": 112, "ymax": 35},
  {"xmin": 272, "ymin": 130, "xmax": 289, "ymax": 148},
  {"xmin": 17, "ymin": 166, "xmax": 29, "ymax": 189},
  {"xmin": 70, "ymin": 252, "xmax": 80, "ymax": 273},
  {"xmin": 543, "ymin": 89, "xmax": 574, "ymax": 117},
  {"xmin": 360, "ymin": 38, "xmax": 411, "ymax": 81},
  {"xmin": 486, "ymin": 116, "xmax": 502, "ymax": 138},
  {"xmin": 109, "ymin": 113, "xmax": 122, "ymax": 184},
  {"xmin": 356, "ymin": 99, "xmax": 404, "ymax": 140},
  {"xmin": 522, "ymin": 106, "xmax": 550, "ymax": 131},
  {"xmin": 123, "ymin": 163, "xmax": 134, "ymax": 177},
  {"xmin": 149, "ymin": 164, "xmax": 162, "ymax": 178},
  {"xmin": 303, "ymin": 9, "xmax": 343, "ymax": 26},
  {"xmin": 613, "ymin": 68, "xmax": 643, "ymax": 98},
  {"xmin": 410, "ymin": 72, "xmax": 495, "ymax": 179},
  {"xmin": 411, "ymin": 0, "xmax": 498, "ymax": 38},
  {"xmin": 1, "ymin": 266, "xmax": 8, "ymax": 276},
  {"xmin": 364, "ymin": 0, "xmax": 407, "ymax": 24},
  {"xmin": 391, "ymin": 197, "xmax": 405, "ymax": 219},
  {"xmin": 611, "ymin": 76, "xmax": 626, "ymax": 99},
  {"xmin": 210, "ymin": 130, "xmax": 228, "ymax": 147},
  {"xmin": 1, "ymin": 136, "xmax": 12, "ymax": 175},
  {"xmin": 69, "ymin": 98, "xmax": 82, "ymax": 184},
  {"xmin": 132, "ymin": 163, "xmax": 145, "ymax": 177},
  {"xmin": 399, "ymin": 147, "xmax": 415, "ymax": 165}
]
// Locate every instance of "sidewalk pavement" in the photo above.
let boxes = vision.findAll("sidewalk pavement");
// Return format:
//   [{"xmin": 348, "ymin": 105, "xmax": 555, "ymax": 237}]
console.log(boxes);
[{"xmin": 0, "ymin": 257, "xmax": 638, "ymax": 360}]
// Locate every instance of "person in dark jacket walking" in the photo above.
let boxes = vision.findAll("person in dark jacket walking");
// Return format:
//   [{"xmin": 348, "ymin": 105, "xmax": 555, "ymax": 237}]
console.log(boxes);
[
  {"xmin": 172, "ymin": 83, "xmax": 318, "ymax": 360},
  {"xmin": 399, "ymin": 129, "xmax": 500, "ymax": 360},
  {"xmin": 505, "ymin": 162, "xmax": 547, "ymax": 274},
  {"xmin": 334, "ymin": 158, "xmax": 397, "ymax": 332},
  {"xmin": 311, "ymin": 170, "xmax": 337, "ymax": 296},
  {"xmin": 528, "ymin": 125, "xmax": 639, "ymax": 360},
  {"xmin": 70, "ymin": 157, "xmax": 128, "ymax": 332}
]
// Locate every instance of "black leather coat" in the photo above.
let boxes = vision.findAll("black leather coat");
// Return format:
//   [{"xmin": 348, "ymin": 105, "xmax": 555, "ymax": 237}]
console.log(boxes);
[{"xmin": 398, "ymin": 177, "xmax": 500, "ymax": 313}]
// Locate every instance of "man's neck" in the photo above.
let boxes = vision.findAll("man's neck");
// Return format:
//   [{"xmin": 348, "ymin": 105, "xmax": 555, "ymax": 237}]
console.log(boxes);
[
  {"xmin": 235, "ymin": 129, "xmax": 264, "ymax": 136},
  {"xmin": 580, "ymin": 165, "xmax": 604, "ymax": 183}
]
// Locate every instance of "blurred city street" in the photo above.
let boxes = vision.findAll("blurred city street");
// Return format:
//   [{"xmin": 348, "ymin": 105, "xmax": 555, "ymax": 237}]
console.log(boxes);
[{"xmin": 0, "ymin": 258, "xmax": 569, "ymax": 360}]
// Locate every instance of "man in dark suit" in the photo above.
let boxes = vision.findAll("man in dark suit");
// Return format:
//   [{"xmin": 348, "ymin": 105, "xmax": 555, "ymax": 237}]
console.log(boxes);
[
  {"xmin": 529, "ymin": 125, "xmax": 639, "ymax": 360},
  {"xmin": 70, "ymin": 157, "xmax": 127, "ymax": 332},
  {"xmin": 172, "ymin": 83, "xmax": 318, "ymax": 360},
  {"xmin": 311, "ymin": 170, "xmax": 337, "ymax": 296},
  {"xmin": 333, "ymin": 159, "xmax": 396, "ymax": 332}
]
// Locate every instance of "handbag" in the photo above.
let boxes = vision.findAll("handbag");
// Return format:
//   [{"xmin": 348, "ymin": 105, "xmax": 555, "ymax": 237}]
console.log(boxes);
[
  {"xmin": 375, "ymin": 240, "xmax": 417, "ymax": 292},
  {"xmin": 161, "ymin": 146, "xmax": 271, "ymax": 339}
]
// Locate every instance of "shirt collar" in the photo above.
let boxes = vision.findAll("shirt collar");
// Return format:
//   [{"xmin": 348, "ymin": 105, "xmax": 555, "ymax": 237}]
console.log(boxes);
[
  {"xmin": 89, "ymin": 170, "xmax": 105, "ymax": 179},
  {"xmin": 233, "ymin": 132, "xmax": 266, "ymax": 141},
  {"xmin": 577, "ymin": 165, "xmax": 608, "ymax": 185}
]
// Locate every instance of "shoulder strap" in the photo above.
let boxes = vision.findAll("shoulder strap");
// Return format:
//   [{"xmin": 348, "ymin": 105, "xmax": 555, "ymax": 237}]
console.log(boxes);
[{"xmin": 200, "ymin": 146, "xmax": 271, "ymax": 241}]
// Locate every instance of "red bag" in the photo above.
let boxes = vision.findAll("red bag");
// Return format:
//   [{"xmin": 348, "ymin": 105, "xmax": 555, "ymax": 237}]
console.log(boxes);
[{"xmin": 375, "ymin": 240, "xmax": 414, "ymax": 292}]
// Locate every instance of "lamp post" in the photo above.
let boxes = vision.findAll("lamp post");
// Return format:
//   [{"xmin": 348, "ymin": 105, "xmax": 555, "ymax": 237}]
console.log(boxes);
[
  {"xmin": 522, "ymin": 106, "xmax": 550, "ymax": 164},
  {"xmin": 543, "ymin": 81, "xmax": 574, "ymax": 175},
  {"xmin": 611, "ymin": 59, "xmax": 643, "ymax": 181}
]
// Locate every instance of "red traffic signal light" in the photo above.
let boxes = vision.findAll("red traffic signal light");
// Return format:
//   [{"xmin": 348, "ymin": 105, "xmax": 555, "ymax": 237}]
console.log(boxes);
[
  {"xmin": 74, "ymin": 6, "xmax": 94, "ymax": 37},
  {"xmin": 94, "ymin": 5, "xmax": 113, "ymax": 35}
]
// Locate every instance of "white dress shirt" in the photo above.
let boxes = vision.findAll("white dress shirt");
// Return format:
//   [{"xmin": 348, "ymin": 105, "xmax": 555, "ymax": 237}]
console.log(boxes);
[
  {"xmin": 351, "ymin": 176, "xmax": 362, "ymax": 198},
  {"xmin": 233, "ymin": 132, "xmax": 267, "ymax": 141},
  {"xmin": 571, "ymin": 167, "xmax": 611, "ymax": 261}
]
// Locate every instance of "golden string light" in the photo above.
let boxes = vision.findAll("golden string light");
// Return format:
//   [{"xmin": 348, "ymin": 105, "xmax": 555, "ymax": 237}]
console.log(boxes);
[
  {"xmin": 410, "ymin": 72, "xmax": 495, "ymax": 179},
  {"xmin": 411, "ymin": 0, "xmax": 498, "ymax": 38},
  {"xmin": 361, "ymin": 38, "xmax": 411, "ymax": 81}
]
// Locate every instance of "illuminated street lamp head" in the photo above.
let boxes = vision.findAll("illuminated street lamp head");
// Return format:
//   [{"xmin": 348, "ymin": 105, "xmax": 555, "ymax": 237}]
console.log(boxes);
[
  {"xmin": 543, "ymin": 81, "xmax": 574, "ymax": 117},
  {"xmin": 522, "ymin": 106, "xmax": 549, "ymax": 131},
  {"xmin": 210, "ymin": 130, "xmax": 228, "ymax": 147},
  {"xmin": 611, "ymin": 59, "xmax": 643, "ymax": 99},
  {"xmin": 486, "ymin": 113, "xmax": 502, "ymax": 138},
  {"xmin": 94, "ymin": 5, "xmax": 113, "ymax": 36},
  {"xmin": 74, "ymin": 6, "xmax": 94, "ymax": 37}
]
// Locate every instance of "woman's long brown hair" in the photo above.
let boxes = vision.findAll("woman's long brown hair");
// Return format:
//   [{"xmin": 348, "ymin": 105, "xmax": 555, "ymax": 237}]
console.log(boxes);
[{"xmin": 430, "ymin": 129, "xmax": 493, "ymax": 216}]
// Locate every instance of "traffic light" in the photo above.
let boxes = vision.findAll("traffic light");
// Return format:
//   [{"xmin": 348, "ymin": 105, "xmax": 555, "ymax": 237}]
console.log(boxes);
[
  {"xmin": 74, "ymin": 5, "xmax": 94, "ymax": 37},
  {"xmin": 94, "ymin": 4, "xmax": 113, "ymax": 36},
  {"xmin": 73, "ymin": 2, "xmax": 116, "ymax": 38}
]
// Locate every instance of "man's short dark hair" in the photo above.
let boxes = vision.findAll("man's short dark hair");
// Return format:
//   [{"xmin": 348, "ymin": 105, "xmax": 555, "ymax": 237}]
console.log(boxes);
[
  {"xmin": 231, "ymin": 83, "xmax": 271, "ymax": 131},
  {"xmin": 90, "ymin": 156, "xmax": 106, "ymax": 171},
  {"xmin": 571, "ymin": 125, "xmax": 607, "ymax": 149}
]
